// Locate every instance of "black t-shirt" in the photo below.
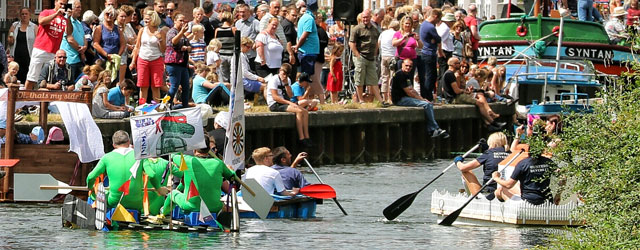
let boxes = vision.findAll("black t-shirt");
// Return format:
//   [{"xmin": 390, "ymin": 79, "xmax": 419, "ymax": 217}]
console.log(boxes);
[
  {"xmin": 440, "ymin": 70, "xmax": 457, "ymax": 102},
  {"xmin": 281, "ymin": 18, "xmax": 297, "ymax": 45},
  {"xmin": 201, "ymin": 18, "xmax": 215, "ymax": 45},
  {"xmin": 510, "ymin": 156, "xmax": 553, "ymax": 205},
  {"xmin": 391, "ymin": 70, "xmax": 412, "ymax": 104},
  {"xmin": 476, "ymin": 147, "xmax": 509, "ymax": 190},
  {"xmin": 316, "ymin": 25, "xmax": 328, "ymax": 63}
]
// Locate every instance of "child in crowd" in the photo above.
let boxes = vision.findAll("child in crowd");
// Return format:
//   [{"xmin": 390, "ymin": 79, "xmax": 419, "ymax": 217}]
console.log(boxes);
[
  {"xmin": 108, "ymin": 79, "xmax": 135, "ymax": 110},
  {"xmin": 74, "ymin": 65, "xmax": 104, "ymax": 91},
  {"xmin": 189, "ymin": 25, "xmax": 206, "ymax": 64},
  {"xmin": 3, "ymin": 61, "xmax": 19, "ymax": 87},
  {"xmin": 291, "ymin": 72, "xmax": 319, "ymax": 111},
  {"xmin": 192, "ymin": 62, "xmax": 230, "ymax": 107},
  {"xmin": 326, "ymin": 44, "xmax": 344, "ymax": 104},
  {"xmin": 206, "ymin": 39, "xmax": 221, "ymax": 69},
  {"xmin": 92, "ymin": 70, "xmax": 131, "ymax": 119}
]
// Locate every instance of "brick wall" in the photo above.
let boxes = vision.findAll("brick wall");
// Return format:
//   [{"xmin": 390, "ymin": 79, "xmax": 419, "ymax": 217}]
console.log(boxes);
[{"xmin": 6, "ymin": 0, "xmax": 54, "ymax": 21}]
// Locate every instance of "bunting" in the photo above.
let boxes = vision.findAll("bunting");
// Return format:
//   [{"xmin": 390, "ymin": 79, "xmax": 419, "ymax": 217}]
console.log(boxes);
[
  {"xmin": 187, "ymin": 181, "xmax": 199, "ymax": 200},
  {"xmin": 199, "ymin": 199, "xmax": 214, "ymax": 223},
  {"xmin": 129, "ymin": 160, "xmax": 141, "ymax": 178},
  {"xmin": 118, "ymin": 179, "xmax": 131, "ymax": 196},
  {"xmin": 179, "ymin": 153, "xmax": 188, "ymax": 171},
  {"xmin": 112, "ymin": 204, "xmax": 136, "ymax": 222}
]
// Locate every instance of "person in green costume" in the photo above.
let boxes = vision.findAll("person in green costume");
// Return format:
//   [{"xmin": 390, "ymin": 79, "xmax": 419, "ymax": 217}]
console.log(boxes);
[
  {"xmin": 162, "ymin": 135, "xmax": 236, "ymax": 215},
  {"xmin": 143, "ymin": 157, "xmax": 182, "ymax": 215},
  {"xmin": 87, "ymin": 130, "xmax": 168, "ymax": 210}
]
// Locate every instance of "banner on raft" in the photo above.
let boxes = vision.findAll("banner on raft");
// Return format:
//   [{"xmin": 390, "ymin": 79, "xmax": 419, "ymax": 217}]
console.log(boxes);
[
  {"xmin": 130, "ymin": 107, "xmax": 206, "ymax": 160},
  {"xmin": 224, "ymin": 53, "xmax": 246, "ymax": 171}
]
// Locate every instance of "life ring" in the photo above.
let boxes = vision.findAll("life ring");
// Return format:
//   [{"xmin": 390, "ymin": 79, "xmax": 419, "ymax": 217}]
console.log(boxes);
[
  {"xmin": 516, "ymin": 25, "xmax": 527, "ymax": 37},
  {"xmin": 552, "ymin": 26, "xmax": 561, "ymax": 37}
]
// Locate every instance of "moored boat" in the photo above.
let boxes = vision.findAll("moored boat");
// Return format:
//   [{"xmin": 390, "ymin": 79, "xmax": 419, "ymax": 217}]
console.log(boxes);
[
  {"xmin": 503, "ymin": 58, "xmax": 606, "ymax": 119},
  {"xmin": 478, "ymin": 15, "xmax": 634, "ymax": 75}
]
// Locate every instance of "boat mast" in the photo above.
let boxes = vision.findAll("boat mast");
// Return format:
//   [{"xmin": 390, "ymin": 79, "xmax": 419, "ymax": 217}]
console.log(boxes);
[{"xmin": 554, "ymin": 10, "xmax": 567, "ymax": 80}]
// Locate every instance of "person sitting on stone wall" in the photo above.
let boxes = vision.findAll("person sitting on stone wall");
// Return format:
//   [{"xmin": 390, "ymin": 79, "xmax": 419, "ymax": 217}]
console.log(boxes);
[
  {"xmin": 440, "ymin": 57, "xmax": 506, "ymax": 132},
  {"xmin": 391, "ymin": 59, "xmax": 449, "ymax": 139},
  {"xmin": 38, "ymin": 50, "xmax": 74, "ymax": 91}
]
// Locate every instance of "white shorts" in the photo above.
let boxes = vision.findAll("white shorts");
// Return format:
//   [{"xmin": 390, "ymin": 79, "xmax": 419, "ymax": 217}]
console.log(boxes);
[{"xmin": 26, "ymin": 48, "xmax": 55, "ymax": 83}]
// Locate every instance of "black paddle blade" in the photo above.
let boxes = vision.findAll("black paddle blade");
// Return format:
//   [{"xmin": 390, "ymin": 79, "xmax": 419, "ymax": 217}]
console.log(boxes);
[
  {"xmin": 62, "ymin": 195, "xmax": 96, "ymax": 230},
  {"xmin": 383, "ymin": 192, "xmax": 418, "ymax": 221},
  {"xmin": 438, "ymin": 208, "xmax": 462, "ymax": 226}
]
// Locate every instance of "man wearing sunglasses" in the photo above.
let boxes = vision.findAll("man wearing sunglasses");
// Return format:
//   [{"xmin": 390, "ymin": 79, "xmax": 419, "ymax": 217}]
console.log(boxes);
[
  {"xmin": 164, "ymin": 1, "xmax": 176, "ymax": 27},
  {"xmin": 38, "ymin": 49, "xmax": 73, "ymax": 91}
]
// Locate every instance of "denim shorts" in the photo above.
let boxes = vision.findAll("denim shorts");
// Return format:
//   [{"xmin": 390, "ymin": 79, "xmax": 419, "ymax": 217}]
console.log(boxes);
[{"xmin": 297, "ymin": 53, "xmax": 317, "ymax": 75}]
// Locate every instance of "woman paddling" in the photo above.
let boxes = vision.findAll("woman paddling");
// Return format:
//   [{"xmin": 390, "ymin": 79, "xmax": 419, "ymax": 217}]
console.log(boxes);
[{"xmin": 454, "ymin": 132, "xmax": 510, "ymax": 200}]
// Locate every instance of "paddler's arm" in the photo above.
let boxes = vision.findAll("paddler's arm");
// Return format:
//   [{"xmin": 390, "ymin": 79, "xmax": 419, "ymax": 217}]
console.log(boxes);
[
  {"xmin": 86, "ymin": 159, "xmax": 107, "ymax": 190},
  {"xmin": 491, "ymin": 171, "xmax": 517, "ymax": 189},
  {"xmin": 456, "ymin": 159, "xmax": 481, "ymax": 172},
  {"xmin": 142, "ymin": 159, "xmax": 170, "ymax": 196}
]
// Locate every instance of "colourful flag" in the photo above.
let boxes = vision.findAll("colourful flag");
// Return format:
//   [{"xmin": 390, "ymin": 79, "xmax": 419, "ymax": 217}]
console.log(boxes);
[
  {"xmin": 112, "ymin": 204, "xmax": 136, "ymax": 222},
  {"xmin": 179, "ymin": 153, "xmax": 188, "ymax": 171},
  {"xmin": 199, "ymin": 199, "xmax": 214, "ymax": 223},
  {"xmin": 187, "ymin": 181, "xmax": 199, "ymax": 200},
  {"xmin": 118, "ymin": 180, "xmax": 131, "ymax": 196}
]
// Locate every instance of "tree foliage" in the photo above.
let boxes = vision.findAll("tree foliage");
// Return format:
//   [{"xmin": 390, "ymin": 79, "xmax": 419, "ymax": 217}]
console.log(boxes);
[{"xmin": 547, "ymin": 72, "xmax": 640, "ymax": 248}]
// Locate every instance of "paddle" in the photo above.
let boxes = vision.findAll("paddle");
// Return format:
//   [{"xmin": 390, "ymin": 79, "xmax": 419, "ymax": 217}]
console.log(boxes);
[
  {"xmin": 300, "ymin": 184, "xmax": 337, "ymax": 199},
  {"xmin": 438, "ymin": 148, "xmax": 525, "ymax": 226},
  {"xmin": 383, "ymin": 140, "xmax": 484, "ymax": 221},
  {"xmin": 303, "ymin": 159, "xmax": 348, "ymax": 215}
]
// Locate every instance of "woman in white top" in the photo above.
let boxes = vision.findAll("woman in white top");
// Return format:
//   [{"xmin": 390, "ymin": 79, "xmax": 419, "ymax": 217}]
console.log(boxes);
[
  {"xmin": 255, "ymin": 17, "xmax": 284, "ymax": 77},
  {"xmin": 238, "ymin": 37, "xmax": 266, "ymax": 98},
  {"xmin": 7, "ymin": 7, "xmax": 37, "ymax": 84},
  {"xmin": 378, "ymin": 19, "xmax": 400, "ymax": 103},
  {"xmin": 116, "ymin": 5, "xmax": 137, "ymax": 86},
  {"xmin": 130, "ymin": 9, "xmax": 166, "ymax": 103},
  {"xmin": 265, "ymin": 63, "xmax": 311, "ymax": 148}
]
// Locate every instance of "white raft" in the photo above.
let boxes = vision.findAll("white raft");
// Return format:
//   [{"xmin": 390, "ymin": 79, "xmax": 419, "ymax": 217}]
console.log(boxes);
[{"xmin": 430, "ymin": 190, "xmax": 582, "ymax": 226}]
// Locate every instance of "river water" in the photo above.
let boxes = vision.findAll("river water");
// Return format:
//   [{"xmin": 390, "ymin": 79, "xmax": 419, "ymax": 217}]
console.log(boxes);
[{"xmin": 0, "ymin": 160, "xmax": 562, "ymax": 249}]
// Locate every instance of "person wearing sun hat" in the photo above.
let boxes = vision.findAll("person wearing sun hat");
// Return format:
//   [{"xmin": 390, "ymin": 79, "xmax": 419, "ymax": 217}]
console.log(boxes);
[
  {"xmin": 30, "ymin": 126, "xmax": 45, "ymax": 144},
  {"xmin": 605, "ymin": 7, "xmax": 629, "ymax": 45},
  {"xmin": 437, "ymin": 12, "xmax": 456, "ymax": 81}
]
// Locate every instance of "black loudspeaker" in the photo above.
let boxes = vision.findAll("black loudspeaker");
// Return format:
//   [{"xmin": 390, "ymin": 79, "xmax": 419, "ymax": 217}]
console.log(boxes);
[{"xmin": 333, "ymin": 0, "xmax": 363, "ymax": 25}]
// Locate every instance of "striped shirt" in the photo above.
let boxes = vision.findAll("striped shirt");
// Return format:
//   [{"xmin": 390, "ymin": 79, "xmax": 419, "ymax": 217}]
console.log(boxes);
[{"xmin": 189, "ymin": 39, "xmax": 206, "ymax": 63}]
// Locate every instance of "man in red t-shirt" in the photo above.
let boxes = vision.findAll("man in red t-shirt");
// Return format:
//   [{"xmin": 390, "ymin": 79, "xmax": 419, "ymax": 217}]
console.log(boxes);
[
  {"xmin": 25, "ymin": 0, "xmax": 70, "ymax": 90},
  {"xmin": 464, "ymin": 4, "xmax": 481, "ymax": 64}
]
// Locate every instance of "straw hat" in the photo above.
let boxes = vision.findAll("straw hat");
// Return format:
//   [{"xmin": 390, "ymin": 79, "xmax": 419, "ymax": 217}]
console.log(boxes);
[{"xmin": 611, "ymin": 7, "xmax": 627, "ymax": 17}]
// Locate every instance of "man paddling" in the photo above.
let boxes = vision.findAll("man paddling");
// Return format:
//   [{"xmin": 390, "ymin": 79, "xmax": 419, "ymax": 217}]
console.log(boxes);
[
  {"xmin": 271, "ymin": 146, "xmax": 310, "ymax": 193},
  {"xmin": 244, "ymin": 147, "xmax": 297, "ymax": 196},
  {"xmin": 162, "ymin": 135, "xmax": 236, "ymax": 215},
  {"xmin": 87, "ymin": 130, "xmax": 169, "ymax": 211}
]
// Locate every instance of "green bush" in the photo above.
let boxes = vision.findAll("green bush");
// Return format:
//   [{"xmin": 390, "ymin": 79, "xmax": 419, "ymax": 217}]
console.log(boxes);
[{"xmin": 548, "ymin": 79, "xmax": 640, "ymax": 248}]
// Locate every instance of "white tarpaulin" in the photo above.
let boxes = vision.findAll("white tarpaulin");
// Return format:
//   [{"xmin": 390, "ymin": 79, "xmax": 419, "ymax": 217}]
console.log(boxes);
[
  {"xmin": 130, "ymin": 107, "xmax": 206, "ymax": 160},
  {"xmin": 225, "ymin": 54, "xmax": 246, "ymax": 170}
]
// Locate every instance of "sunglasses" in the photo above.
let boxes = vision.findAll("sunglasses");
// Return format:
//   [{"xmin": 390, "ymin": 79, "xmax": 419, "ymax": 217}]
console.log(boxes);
[
  {"xmin": 167, "ymin": 9, "xmax": 174, "ymax": 12},
  {"xmin": 57, "ymin": 56, "xmax": 67, "ymax": 59}
]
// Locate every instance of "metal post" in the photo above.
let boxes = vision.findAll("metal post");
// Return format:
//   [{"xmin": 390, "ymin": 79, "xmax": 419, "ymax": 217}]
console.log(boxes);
[
  {"xmin": 554, "ymin": 14, "xmax": 565, "ymax": 80},
  {"xmin": 230, "ymin": 186, "xmax": 240, "ymax": 232}
]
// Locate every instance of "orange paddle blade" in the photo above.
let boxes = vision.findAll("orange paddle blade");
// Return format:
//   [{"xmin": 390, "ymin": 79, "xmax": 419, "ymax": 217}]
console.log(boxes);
[{"xmin": 300, "ymin": 184, "xmax": 337, "ymax": 199}]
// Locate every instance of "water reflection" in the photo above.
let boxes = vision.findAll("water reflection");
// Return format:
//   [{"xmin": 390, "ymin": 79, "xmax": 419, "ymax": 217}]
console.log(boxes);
[{"xmin": 0, "ymin": 162, "xmax": 564, "ymax": 248}]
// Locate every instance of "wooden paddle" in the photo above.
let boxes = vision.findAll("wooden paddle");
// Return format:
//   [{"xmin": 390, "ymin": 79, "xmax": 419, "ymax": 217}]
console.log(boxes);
[
  {"xmin": 383, "ymin": 141, "xmax": 484, "ymax": 221},
  {"xmin": 299, "ymin": 184, "xmax": 337, "ymax": 199},
  {"xmin": 438, "ymin": 148, "xmax": 525, "ymax": 226},
  {"xmin": 303, "ymin": 159, "xmax": 348, "ymax": 215}
]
